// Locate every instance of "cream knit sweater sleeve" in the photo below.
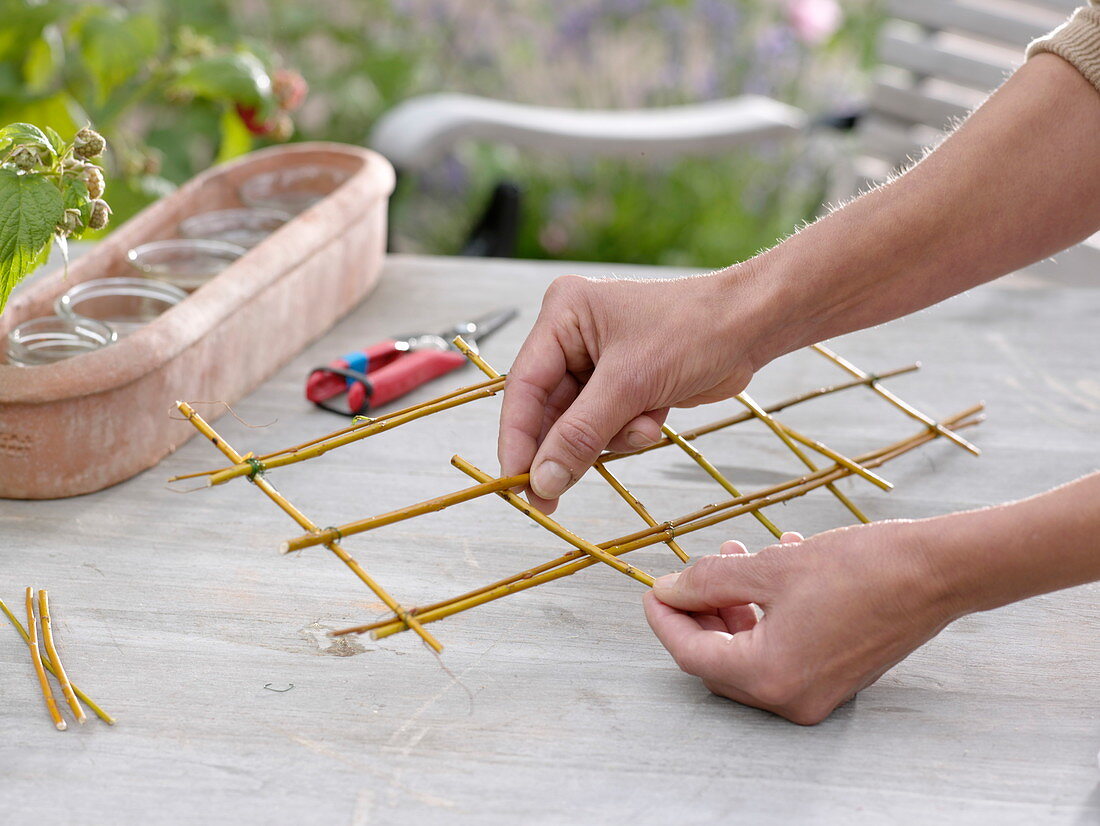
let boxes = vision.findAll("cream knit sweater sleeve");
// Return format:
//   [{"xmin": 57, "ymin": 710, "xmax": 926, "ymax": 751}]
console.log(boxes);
[{"xmin": 1027, "ymin": 1, "xmax": 1100, "ymax": 91}]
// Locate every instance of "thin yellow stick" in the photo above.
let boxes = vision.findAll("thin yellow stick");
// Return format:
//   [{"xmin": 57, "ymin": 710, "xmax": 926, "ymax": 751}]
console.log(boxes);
[
  {"xmin": 452, "ymin": 335, "xmax": 500, "ymax": 378},
  {"xmin": 176, "ymin": 401, "xmax": 444, "ymax": 653},
  {"xmin": 660, "ymin": 423, "xmax": 783, "ymax": 539},
  {"xmin": 0, "ymin": 598, "xmax": 115, "ymax": 725},
  {"xmin": 25, "ymin": 588, "xmax": 65, "ymax": 731},
  {"xmin": 350, "ymin": 407, "xmax": 983, "ymax": 639},
  {"xmin": 282, "ymin": 473, "xmax": 530, "ymax": 552},
  {"xmin": 812, "ymin": 344, "xmax": 980, "ymax": 456},
  {"xmin": 204, "ymin": 379, "xmax": 506, "ymax": 487},
  {"xmin": 452, "ymin": 455, "xmax": 656, "ymax": 587},
  {"xmin": 170, "ymin": 375, "xmax": 506, "ymax": 483},
  {"xmin": 38, "ymin": 590, "xmax": 85, "ymax": 725},
  {"xmin": 594, "ymin": 461, "xmax": 689, "ymax": 562},
  {"xmin": 735, "ymin": 392, "xmax": 872, "ymax": 524}
]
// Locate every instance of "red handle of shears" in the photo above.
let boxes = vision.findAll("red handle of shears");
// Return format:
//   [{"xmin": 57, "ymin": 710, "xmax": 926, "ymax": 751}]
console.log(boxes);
[
  {"xmin": 305, "ymin": 340, "xmax": 403, "ymax": 405},
  {"xmin": 361, "ymin": 348, "xmax": 466, "ymax": 409}
]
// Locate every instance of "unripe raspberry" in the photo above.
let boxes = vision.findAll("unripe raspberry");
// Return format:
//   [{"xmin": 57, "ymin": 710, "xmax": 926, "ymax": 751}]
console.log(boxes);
[
  {"xmin": 58, "ymin": 208, "xmax": 84, "ymax": 236},
  {"xmin": 88, "ymin": 199, "xmax": 111, "ymax": 230},
  {"xmin": 73, "ymin": 127, "xmax": 106, "ymax": 159},
  {"xmin": 81, "ymin": 165, "xmax": 105, "ymax": 199},
  {"xmin": 10, "ymin": 145, "xmax": 43, "ymax": 171}
]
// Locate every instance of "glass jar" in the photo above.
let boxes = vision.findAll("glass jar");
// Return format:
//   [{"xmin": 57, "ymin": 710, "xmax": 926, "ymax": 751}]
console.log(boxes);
[
  {"xmin": 56, "ymin": 277, "xmax": 188, "ymax": 338},
  {"xmin": 126, "ymin": 239, "xmax": 246, "ymax": 291},
  {"xmin": 178, "ymin": 207, "xmax": 291, "ymax": 249},
  {"xmin": 238, "ymin": 165, "xmax": 351, "ymax": 214},
  {"xmin": 6, "ymin": 315, "xmax": 117, "ymax": 366}
]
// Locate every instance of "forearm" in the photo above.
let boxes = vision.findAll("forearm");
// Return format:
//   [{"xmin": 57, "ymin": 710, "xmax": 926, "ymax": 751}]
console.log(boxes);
[
  {"xmin": 739, "ymin": 54, "xmax": 1100, "ymax": 367},
  {"xmin": 920, "ymin": 471, "xmax": 1100, "ymax": 617}
]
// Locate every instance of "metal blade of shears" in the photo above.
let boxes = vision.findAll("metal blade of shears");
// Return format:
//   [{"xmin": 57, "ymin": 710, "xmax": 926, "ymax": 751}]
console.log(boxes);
[{"xmin": 443, "ymin": 307, "xmax": 518, "ymax": 347}]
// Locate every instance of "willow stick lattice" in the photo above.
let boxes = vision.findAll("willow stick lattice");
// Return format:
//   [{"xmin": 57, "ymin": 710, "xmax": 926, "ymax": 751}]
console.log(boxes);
[{"xmin": 173, "ymin": 336, "xmax": 982, "ymax": 653}]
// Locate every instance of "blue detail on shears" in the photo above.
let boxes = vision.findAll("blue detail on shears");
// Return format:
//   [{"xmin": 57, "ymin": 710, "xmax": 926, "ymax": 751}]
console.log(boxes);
[{"xmin": 343, "ymin": 351, "xmax": 370, "ymax": 390}]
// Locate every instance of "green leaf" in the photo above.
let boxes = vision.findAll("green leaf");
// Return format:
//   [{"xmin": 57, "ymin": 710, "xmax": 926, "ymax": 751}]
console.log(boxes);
[
  {"xmin": 78, "ymin": 9, "xmax": 160, "ymax": 104},
  {"xmin": 44, "ymin": 126, "xmax": 65, "ymax": 157},
  {"xmin": 0, "ymin": 122, "xmax": 54, "ymax": 163},
  {"xmin": 0, "ymin": 168, "xmax": 64, "ymax": 314},
  {"xmin": 61, "ymin": 174, "xmax": 91, "ymax": 234},
  {"xmin": 215, "ymin": 106, "xmax": 252, "ymax": 164},
  {"xmin": 172, "ymin": 52, "xmax": 274, "ymax": 117}
]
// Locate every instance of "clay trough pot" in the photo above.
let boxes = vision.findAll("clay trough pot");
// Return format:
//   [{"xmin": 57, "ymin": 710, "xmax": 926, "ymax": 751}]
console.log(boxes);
[{"xmin": 0, "ymin": 142, "xmax": 395, "ymax": 499}]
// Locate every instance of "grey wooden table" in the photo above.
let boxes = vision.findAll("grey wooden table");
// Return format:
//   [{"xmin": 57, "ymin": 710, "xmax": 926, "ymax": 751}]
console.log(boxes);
[{"xmin": 2, "ymin": 254, "xmax": 1098, "ymax": 825}]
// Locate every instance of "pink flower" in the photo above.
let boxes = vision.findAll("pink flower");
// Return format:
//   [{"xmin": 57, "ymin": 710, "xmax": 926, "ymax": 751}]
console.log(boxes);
[{"xmin": 786, "ymin": 0, "xmax": 842, "ymax": 44}]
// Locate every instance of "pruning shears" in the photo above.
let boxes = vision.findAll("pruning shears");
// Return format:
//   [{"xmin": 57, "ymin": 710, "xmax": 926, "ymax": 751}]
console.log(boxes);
[{"xmin": 305, "ymin": 307, "xmax": 518, "ymax": 415}]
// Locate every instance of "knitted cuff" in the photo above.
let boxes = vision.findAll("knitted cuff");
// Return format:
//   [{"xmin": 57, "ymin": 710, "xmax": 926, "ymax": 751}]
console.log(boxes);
[{"xmin": 1027, "ymin": 6, "xmax": 1100, "ymax": 93}]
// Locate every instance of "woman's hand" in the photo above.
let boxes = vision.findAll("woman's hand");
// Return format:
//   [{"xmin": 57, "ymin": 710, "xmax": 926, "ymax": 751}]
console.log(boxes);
[
  {"xmin": 643, "ymin": 522, "xmax": 961, "ymax": 725},
  {"xmin": 497, "ymin": 267, "xmax": 783, "ymax": 513}
]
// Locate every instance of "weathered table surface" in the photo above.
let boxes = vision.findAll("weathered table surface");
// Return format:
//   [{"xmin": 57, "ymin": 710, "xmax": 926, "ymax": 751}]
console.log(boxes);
[{"xmin": 2, "ymin": 254, "xmax": 1098, "ymax": 825}]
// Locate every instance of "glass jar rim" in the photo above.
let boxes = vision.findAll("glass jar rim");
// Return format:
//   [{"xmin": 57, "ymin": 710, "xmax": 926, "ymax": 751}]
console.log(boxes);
[
  {"xmin": 7, "ymin": 314, "xmax": 117, "ymax": 366},
  {"xmin": 126, "ymin": 238, "xmax": 248, "ymax": 264},
  {"xmin": 178, "ymin": 207, "xmax": 292, "ymax": 237},
  {"xmin": 56, "ymin": 277, "xmax": 189, "ymax": 319}
]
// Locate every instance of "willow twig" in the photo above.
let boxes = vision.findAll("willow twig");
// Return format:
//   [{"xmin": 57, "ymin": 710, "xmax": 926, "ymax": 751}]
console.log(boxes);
[
  {"xmin": 282, "ymin": 473, "xmax": 530, "ymax": 553},
  {"xmin": 735, "ymin": 392, "xmax": 873, "ymax": 524},
  {"xmin": 195, "ymin": 378, "xmax": 506, "ymax": 487},
  {"xmin": 169, "ymin": 375, "xmax": 506, "ymax": 483},
  {"xmin": 38, "ymin": 590, "xmax": 85, "ymax": 725},
  {"xmin": 601, "ymin": 362, "xmax": 921, "ymax": 464},
  {"xmin": 177, "ymin": 401, "xmax": 443, "ymax": 653},
  {"xmin": 660, "ymin": 423, "xmax": 783, "ymax": 539},
  {"xmin": 452, "ymin": 455, "xmax": 656, "ymax": 587},
  {"xmin": 345, "ymin": 406, "xmax": 983, "ymax": 639},
  {"xmin": 0, "ymin": 598, "xmax": 115, "ymax": 725},
  {"xmin": 594, "ymin": 461, "xmax": 689, "ymax": 562},
  {"xmin": 25, "ymin": 588, "xmax": 65, "ymax": 731},
  {"xmin": 812, "ymin": 344, "xmax": 979, "ymax": 456}
]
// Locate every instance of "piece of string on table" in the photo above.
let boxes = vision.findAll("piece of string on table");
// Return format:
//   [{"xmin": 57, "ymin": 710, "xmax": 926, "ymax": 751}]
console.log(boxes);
[{"xmin": 167, "ymin": 400, "xmax": 278, "ymax": 429}]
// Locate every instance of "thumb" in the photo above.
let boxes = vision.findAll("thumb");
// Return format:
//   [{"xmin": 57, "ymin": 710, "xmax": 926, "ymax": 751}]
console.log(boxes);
[
  {"xmin": 652, "ymin": 551, "xmax": 772, "ymax": 612},
  {"xmin": 530, "ymin": 363, "xmax": 646, "ymax": 500}
]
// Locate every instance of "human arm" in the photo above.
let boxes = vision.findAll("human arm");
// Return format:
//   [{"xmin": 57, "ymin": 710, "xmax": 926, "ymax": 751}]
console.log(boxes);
[
  {"xmin": 498, "ymin": 53, "xmax": 1100, "ymax": 510},
  {"xmin": 644, "ymin": 471, "xmax": 1100, "ymax": 724}
]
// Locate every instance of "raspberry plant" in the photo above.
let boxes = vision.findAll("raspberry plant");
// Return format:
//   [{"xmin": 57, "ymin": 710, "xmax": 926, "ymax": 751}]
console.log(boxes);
[{"xmin": 0, "ymin": 123, "xmax": 109, "ymax": 315}]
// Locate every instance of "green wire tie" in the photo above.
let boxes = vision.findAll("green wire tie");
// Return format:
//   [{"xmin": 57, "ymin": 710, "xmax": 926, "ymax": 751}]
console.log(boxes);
[{"xmin": 244, "ymin": 457, "xmax": 266, "ymax": 479}]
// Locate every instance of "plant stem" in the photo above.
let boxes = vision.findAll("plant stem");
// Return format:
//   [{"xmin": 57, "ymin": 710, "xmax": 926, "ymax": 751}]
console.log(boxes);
[
  {"xmin": 176, "ymin": 401, "xmax": 444, "ymax": 653},
  {"xmin": 0, "ymin": 598, "xmax": 115, "ymax": 725},
  {"xmin": 25, "ymin": 588, "xmax": 65, "ymax": 731},
  {"xmin": 38, "ymin": 590, "xmax": 85, "ymax": 725}
]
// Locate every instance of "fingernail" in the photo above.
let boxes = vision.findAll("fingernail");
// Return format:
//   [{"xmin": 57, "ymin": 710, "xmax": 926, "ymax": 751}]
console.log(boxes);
[
  {"xmin": 653, "ymin": 572, "xmax": 680, "ymax": 592},
  {"xmin": 532, "ymin": 460, "xmax": 571, "ymax": 499},
  {"xmin": 626, "ymin": 429, "xmax": 655, "ymax": 449}
]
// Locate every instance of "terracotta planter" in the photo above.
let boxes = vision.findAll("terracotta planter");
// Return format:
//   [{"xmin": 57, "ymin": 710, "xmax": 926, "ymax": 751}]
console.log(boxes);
[{"xmin": 0, "ymin": 142, "xmax": 395, "ymax": 499}]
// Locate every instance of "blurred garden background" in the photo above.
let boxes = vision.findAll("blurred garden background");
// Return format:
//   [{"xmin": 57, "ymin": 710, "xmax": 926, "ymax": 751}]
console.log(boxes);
[{"xmin": 0, "ymin": 0, "xmax": 885, "ymax": 268}]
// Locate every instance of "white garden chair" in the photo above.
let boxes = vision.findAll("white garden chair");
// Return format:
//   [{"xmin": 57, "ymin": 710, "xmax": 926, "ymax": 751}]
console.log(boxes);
[{"xmin": 370, "ymin": 0, "xmax": 1097, "ymax": 280}]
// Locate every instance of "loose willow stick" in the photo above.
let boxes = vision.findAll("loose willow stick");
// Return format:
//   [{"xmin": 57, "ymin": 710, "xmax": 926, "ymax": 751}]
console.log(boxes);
[
  {"xmin": 660, "ymin": 423, "xmax": 783, "ymax": 539},
  {"xmin": 38, "ymin": 590, "xmax": 85, "ymax": 725},
  {"xmin": 812, "ymin": 344, "xmax": 980, "ymax": 456},
  {"xmin": 735, "ymin": 392, "xmax": 873, "ymax": 524},
  {"xmin": 201, "ymin": 379, "xmax": 506, "ymax": 487},
  {"xmin": 170, "ymin": 375, "xmax": 506, "ymax": 483},
  {"xmin": 282, "ymin": 473, "xmax": 530, "ymax": 553},
  {"xmin": 594, "ymin": 461, "xmax": 689, "ymax": 562},
  {"xmin": 452, "ymin": 455, "xmax": 656, "ymax": 587},
  {"xmin": 25, "ymin": 588, "xmax": 65, "ymax": 731},
  {"xmin": 177, "ymin": 401, "xmax": 443, "ymax": 653},
  {"xmin": 0, "ymin": 598, "xmax": 115, "ymax": 725},
  {"xmin": 601, "ymin": 362, "xmax": 921, "ymax": 464},
  {"xmin": 348, "ymin": 407, "xmax": 982, "ymax": 639},
  {"xmin": 452, "ymin": 335, "xmax": 500, "ymax": 378}
]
